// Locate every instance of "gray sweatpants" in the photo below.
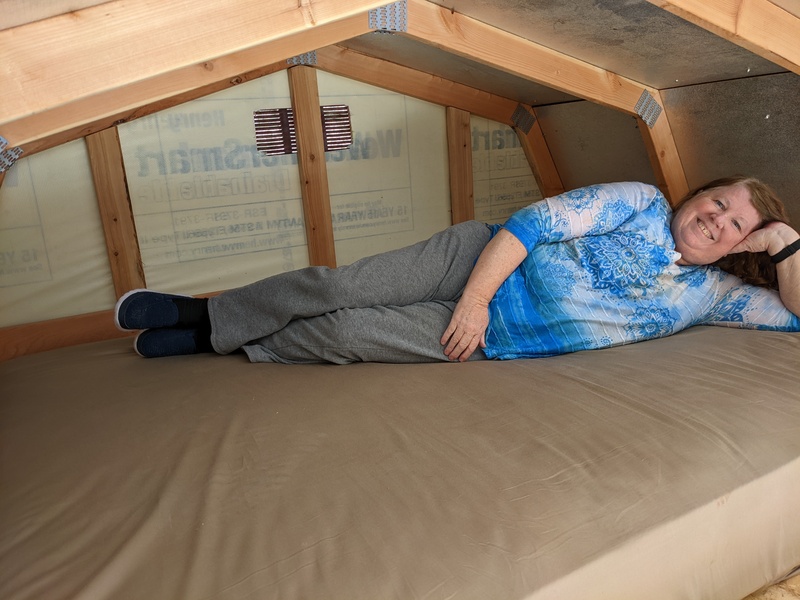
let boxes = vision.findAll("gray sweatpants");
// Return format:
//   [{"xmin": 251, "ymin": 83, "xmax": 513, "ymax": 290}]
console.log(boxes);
[{"xmin": 208, "ymin": 221, "xmax": 493, "ymax": 364}]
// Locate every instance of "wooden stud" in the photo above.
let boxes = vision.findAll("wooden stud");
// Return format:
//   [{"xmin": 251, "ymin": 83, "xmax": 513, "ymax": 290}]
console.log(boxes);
[
  {"xmin": 85, "ymin": 127, "xmax": 146, "ymax": 297},
  {"xmin": 446, "ymin": 107, "xmax": 475, "ymax": 224},
  {"xmin": 646, "ymin": 0, "xmax": 800, "ymax": 76},
  {"xmin": 288, "ymin": 66, "xmax": 337, "ymax": 268},
  {"xmin": 0, "ymin": 0, "xmax": 384, "ymax": 152}
]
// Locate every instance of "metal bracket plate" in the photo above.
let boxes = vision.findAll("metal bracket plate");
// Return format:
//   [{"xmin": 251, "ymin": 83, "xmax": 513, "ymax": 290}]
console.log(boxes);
[
  {"xmin": 0, "ymin": 136, "xmax": 23, "ymax": 173},
  {"xmin": 287, "ymin": 51, "xmax": 317, "ymax": 66},
  {"xmin": 635, "ymin": 90, "xmax": 662, "ymax": 128},
  {"xmin": 369, "ymin": 1, "xmax": 408, "ymax": 32},
  {"xmin": 511, "ymin": 104, "xmax": 536, "ymax": 135}
]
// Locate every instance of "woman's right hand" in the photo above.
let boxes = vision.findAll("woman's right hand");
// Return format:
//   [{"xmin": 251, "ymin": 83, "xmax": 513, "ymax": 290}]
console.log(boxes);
[
  {"xmin": 441, "ymin": 294, "xmax": 490, "ymax": 362},
  {"xmin": 439, "ymin": 229, "xmax": 528, "ymax": 361}
]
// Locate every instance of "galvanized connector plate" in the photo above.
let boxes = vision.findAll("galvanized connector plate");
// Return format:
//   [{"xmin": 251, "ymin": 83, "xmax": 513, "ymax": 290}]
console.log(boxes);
[
  {"xmin": 635, "ymin": 90, "xmax": 662, "ymax": 128},
  {"xmin": 0, "ymin": 136, "xmax": 23, "ymax": 173},
  {"xmin": 287, "ymin": 51, "xmax": 317, "ymax": 66},
  {"xmin": 369, "ymin": 1, "xmax": 407, "ymax": 32},
  {"xmin": 511, "ymin": 104, "xmax": 536, "ymax": 135}
]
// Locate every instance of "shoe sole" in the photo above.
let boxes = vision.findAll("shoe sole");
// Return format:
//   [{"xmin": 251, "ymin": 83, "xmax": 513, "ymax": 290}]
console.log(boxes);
[
  {"xmin": 114, "ymin": 288, "xmax": 192, "ymax": 331},
  {"xmin": 134, "ymin": 328, "xmax": 201, "ymax": 358},
  {"xmin": 133, "ymin": 329, "xmax": 147, "ymax": 357}
]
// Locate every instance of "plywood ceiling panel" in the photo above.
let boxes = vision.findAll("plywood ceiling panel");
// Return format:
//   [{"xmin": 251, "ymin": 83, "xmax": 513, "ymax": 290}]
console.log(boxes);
[
  {"xmin": 341, "ymin": 33, "xmax": 579, "ymax": 107},
  {"xmin": 426, "ymin": 0, "xmax": 787, "ymax": 88}
]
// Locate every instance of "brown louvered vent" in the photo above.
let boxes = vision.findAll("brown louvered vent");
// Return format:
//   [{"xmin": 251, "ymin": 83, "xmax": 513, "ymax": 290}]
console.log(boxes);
[{"xmin": 254, "ymin": 105, "xmax": 352, "ymax": 156}]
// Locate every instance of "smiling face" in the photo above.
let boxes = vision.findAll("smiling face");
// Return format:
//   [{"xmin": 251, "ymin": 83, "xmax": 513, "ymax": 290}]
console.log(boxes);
[{"xmin": 671, "ymin": 183, "xmax": 762, "ymax": 266}]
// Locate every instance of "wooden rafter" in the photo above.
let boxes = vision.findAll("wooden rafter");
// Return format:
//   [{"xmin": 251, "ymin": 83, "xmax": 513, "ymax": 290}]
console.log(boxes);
[
  {"xmin": 316, "ymin": 45, "xmax": 564, "ymax": 199},
  {"xmin": 646, "ymin": 0, "xmax": 800, "ymax": 76},
  {"xmin": 637, "ymin": 90, "xmax": 687, "ymax": 205},
  {"xmin": 510, "ymin": 106, "xmax": 565, "ymax": 199},
  {"xmin": 316, "ymin": 45, "xmax": 517, "ymax": 124},
  {"xmin": 402, "ymin": 0, "xmax": 687, "ymax": 201},
  {"xmin": 404, "ymin": 0, "xmax": 646, "ymax": 116},
  {"xmin": 0, "ymin": 0, "xmax": 386, "ymax": 152}
]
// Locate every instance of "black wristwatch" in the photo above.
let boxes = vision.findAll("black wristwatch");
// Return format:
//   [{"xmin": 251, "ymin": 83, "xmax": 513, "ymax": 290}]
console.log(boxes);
[{"xmin": 770, "ymin": 238, "xmax": 800, "ymax": 264}]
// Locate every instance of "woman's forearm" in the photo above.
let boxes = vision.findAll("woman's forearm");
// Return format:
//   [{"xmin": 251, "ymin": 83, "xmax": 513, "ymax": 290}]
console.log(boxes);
[
  {"xmin": 440, "ymin": 229, "xmax": 528, "ymax": 361},
  {"xmin": 770, "ymin": 225, "xmax": 800, "ymax": 316},
  {"xmin": 733, "ymin": 221, "xmax": 800, "ymax": 317}
]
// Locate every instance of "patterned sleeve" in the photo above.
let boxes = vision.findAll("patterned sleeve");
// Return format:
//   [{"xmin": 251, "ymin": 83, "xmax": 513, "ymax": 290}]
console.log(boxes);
[
  {"xmin": 502, "ymin": 181, "xmax": 665, "ymax": 251},
  {"xmin": 702, "ymin": 274, "xmax": 800, "ymax": 331}
]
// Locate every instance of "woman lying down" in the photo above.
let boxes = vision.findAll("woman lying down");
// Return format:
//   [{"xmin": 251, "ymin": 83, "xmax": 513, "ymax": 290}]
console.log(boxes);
[{"xmin": 115, "ymin": 176, "xmax": 800, "ymax": 364}]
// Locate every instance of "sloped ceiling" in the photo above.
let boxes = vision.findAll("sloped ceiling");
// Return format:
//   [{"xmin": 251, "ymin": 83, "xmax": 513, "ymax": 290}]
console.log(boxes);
[
  {"xmin": 341, "ymin": 33, "xmax": 580, "ymax": 106},
  {"xmin": 423, "ymin": 0, "xmax": 786, "ymax": 89},
  {"xmin": 0, "ymin": 0, "xmax": 796, "ymax": 155},
  {"xmin": 342, "ymin": 0, "xmax": 789, "ymax": 109}
]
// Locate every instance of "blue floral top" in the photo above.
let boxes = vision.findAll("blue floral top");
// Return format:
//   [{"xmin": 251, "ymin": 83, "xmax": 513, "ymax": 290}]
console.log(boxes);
[{"xmin": 485, "ymin": 181, "xmax": 800, "ymax": 359}]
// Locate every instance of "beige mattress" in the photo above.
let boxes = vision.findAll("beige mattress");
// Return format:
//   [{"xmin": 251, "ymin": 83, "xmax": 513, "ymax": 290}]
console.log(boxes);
[{"xmin": 2, "ymin": 326, "xmax": 800, "ymax": 600}]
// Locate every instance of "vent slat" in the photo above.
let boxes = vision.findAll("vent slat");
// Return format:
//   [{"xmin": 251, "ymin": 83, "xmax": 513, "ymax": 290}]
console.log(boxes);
[{"xmin": 254, "ymin": 105, "xmax": 352, "ymax": 156}]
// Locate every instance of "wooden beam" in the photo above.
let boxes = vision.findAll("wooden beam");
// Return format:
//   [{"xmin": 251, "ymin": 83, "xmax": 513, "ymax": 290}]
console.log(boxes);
[
  {"xmin": 646, "ymin": 0, "xmax": 800, "ymax": 76},
  {"xmin": 0, "ymin": 311, "xmax": 132, "ymax": 362},
  {"xmin": 288, "ymin": 66, "xmax": 337, "ymax": 268},
  {"xmin": 316, "ymin": 46, "xmax": 563, "ymax": 200},
  {"xmin": 446, "ymin": 107, "xmax": 475, "ymax": 224},
  {"xmin": 17, "ymin": 60, "xmax": 288, "ymax": 160},
  {"xmin": 403, "ymin": 0, "xmax": 687, "ymax": 202},
  {"xmin": 511, "ymin": 105, "xmax": 565, "ymax": 199},
  {"xmin": 0, "ymin": 0, "xmax": 385, "ymax": 153},
  {"xmin": 636, "ymin": 91, "xmax": 689, "ymax": 204},
  {"xmin": 0, "ymin": 0, "xmax": 111, "ymax": 30},
  {"xmin": 404, "ymin": 0, "xmax": 647, "ymax": 116},
  {"xmin": 85, "ymin": 128, "xmax": 146, "ymax": 297},
  {"xmin": 316, "ymin": 45, "xmax": 516, "ymax": 124}
]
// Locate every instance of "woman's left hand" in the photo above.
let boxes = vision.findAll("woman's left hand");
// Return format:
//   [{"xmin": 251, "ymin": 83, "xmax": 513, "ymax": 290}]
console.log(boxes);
[
  {"xmin": 731, "ymin": 221, "xmax": 800, "ymax": 317},
  {"xmin": 730, "ymin": 221, "xmax": 799, "ymax": 255}
]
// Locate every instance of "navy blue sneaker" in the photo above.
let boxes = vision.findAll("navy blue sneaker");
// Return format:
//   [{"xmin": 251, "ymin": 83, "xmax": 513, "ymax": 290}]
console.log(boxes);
[
  {"xmin": 115, "ymin": 289, "xmax": 206, "ymax": 331},
  {"xmin": 134, "ymin": 328, "xmax": 212, "ymax": 358}
]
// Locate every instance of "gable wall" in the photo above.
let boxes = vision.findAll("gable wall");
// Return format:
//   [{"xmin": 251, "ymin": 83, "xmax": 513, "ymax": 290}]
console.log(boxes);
[{"xmin": 1, "ymin": 0, "xmax": 798, "ymax": 360}]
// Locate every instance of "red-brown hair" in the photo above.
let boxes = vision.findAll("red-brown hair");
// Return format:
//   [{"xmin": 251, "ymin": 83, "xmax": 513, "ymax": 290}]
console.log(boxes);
[{"xmin": 674, "ymin": 176, "xmax": 791, "ymax": 289}]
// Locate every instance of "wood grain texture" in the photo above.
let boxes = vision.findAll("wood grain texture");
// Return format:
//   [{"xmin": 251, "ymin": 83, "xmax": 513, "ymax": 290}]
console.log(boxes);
[
  {"xmin": 316, "ymin": 45, "xmax": 517, "ymax": 124},
  {"xmin": 405, "ymin": 0, "xmax": 646, "ymax": 115},
  {"xmin": 404, "ymin": 0, "xmax": 687, "ymax": 203},
  {"xmin": 288, "ymin": 66, "xmax": 337, "ymax": 268},
  {"xmin": 86, "ymin": 128, "xmax": 146, "ymax": 297},
  {"xmin": 513, "ymin": 106, "xmax": 565, "ymax": 199},
  {"xmin": 0, "ymin": 311, "xmax": 132, "ymax": 362},
  {"xmin": 0, "ymin": 0, "xmax": 382, "ymax": 151},
  {"xmin": 637, "ymin": 90, "xmax": 689, "ymax": 205},
  {"xmin": 646, "ymin": 0, "xmax": 800, "ymax": 75},
  {"xmin": 446, "ymin": 107, "xmax": 475, "ymax": 224}
]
